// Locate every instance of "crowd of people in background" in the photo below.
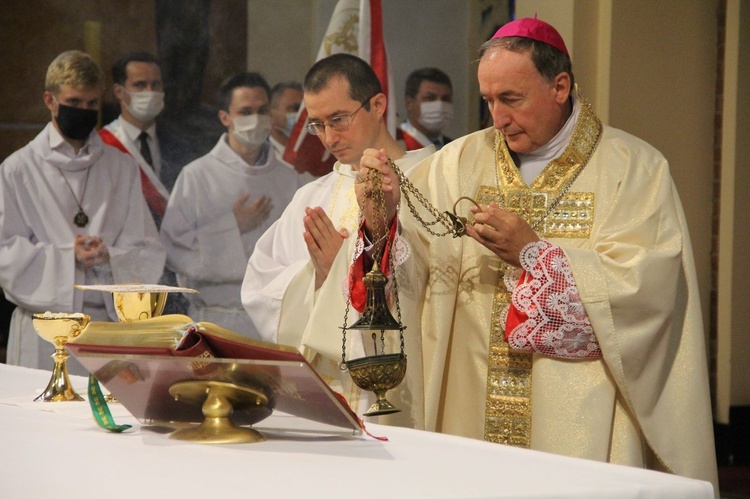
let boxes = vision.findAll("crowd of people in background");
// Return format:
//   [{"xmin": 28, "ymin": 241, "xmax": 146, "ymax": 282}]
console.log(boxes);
[{"xmin": 0, "ymin": 48, "xmax": 456, "ymax": 357}]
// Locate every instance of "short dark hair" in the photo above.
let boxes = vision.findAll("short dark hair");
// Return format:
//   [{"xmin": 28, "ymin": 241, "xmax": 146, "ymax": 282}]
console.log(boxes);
[
  {"xmin": 303, "ymin": 53, "xmax": 381, "ymax": 110},
  {"xmin": 270, "ymin": 81, "xmax": 303, "ymax": 107},
  {"xmin": 479, "ymin": 37, "xmax": 575, "ymax": 89},
  {"xmin": 405, "ymin": 67, "xmax": 452, "ymax": 98},
  {"xmin": 217, "ymin": 71, "xmax": 271, "ymax": 111},
  {"xmin": 111, "ymin": 52, "xmax": 160, "ymax": 86}
]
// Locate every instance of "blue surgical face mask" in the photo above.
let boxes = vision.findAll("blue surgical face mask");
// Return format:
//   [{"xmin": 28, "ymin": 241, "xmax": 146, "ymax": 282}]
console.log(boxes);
[{"xmin": 282, "ymin": 112, "xmax": 297, "ymax": 137}]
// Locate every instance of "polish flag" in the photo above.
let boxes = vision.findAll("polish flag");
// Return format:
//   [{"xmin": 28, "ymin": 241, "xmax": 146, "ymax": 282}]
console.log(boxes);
[{"xmin": 283, "ymin": 0, "xmax": 395, "ymax": 177}]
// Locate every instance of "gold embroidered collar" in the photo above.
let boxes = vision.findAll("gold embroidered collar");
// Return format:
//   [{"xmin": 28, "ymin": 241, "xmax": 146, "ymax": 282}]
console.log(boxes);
[
  {"xmin": 476, "ymin": 93, "xmax": 603, "ymax": 238},
  {"xmin": 495, "ymin": 93, "xmax": 603, "ymax": 194}
]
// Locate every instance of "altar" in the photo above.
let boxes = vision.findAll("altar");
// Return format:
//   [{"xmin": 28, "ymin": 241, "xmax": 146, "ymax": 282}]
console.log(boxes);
[{"xmin": 0, "ymin": 363, "xmax": 714, "ymax": 498}]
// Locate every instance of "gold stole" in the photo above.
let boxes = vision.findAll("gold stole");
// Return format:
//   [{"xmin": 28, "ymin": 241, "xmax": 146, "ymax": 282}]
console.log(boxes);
[{"xmin": 477, "ymin": 97, "xmax": 603, "ymax": 446}]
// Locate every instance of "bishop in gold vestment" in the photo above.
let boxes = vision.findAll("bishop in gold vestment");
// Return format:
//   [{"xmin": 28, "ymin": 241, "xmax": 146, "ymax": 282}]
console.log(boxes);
[{"xmin": 356, "ymin": 17, "xmax": 718, "ymax": 493}]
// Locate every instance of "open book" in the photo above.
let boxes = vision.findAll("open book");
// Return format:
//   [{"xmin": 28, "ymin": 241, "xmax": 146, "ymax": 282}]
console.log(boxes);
[{"xmin": 67, "ymin": 315, "xmax": 362, "ymax": 435}]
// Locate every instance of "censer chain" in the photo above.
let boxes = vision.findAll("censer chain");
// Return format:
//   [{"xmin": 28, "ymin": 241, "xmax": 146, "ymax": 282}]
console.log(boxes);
[{"xmin": 386, "ymin": 157, "xmax": 471, "ymax": 238}]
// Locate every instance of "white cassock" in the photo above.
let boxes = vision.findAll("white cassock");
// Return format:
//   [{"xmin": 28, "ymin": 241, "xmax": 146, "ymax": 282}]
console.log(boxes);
[
  {"xmin": 0, "ymin": 123, "xmax": 166, "ymax": 373},
  {"xmin": 160, "ymin": 136, "xmax": 304, "ymax": 338},
  {"xmin": 241, "ymin": 146, "xmax": 434, "ymax": 421}
]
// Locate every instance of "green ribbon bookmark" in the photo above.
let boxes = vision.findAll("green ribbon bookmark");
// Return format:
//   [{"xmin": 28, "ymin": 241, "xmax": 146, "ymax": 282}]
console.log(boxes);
[{"xmin": 88, "ymin": 374, "xmax": 132, "ymax": 433}]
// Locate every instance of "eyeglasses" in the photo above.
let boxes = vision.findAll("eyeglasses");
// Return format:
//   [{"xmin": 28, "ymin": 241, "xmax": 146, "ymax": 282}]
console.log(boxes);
[{"xmin": 304, "ymin": 95, "xmax": 375, "ymax": 136}]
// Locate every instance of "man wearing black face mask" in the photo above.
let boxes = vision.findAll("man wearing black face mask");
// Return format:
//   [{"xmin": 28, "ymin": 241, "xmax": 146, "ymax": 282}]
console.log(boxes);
[{"xmin": 0, "ymin": 50, "xmax": 165, "ymax": 373}]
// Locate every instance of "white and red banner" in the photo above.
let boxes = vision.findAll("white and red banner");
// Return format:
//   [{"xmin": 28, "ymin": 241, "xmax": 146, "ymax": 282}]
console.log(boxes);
[{"xmin": 283, "ymin": 0, "xmax": 396, "ymax": 177}]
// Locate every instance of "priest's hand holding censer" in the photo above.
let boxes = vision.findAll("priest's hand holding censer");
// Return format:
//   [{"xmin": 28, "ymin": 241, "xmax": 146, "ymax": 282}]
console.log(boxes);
[{"xmin": 340, "ymin": 148, "xmax": 470, "ymax": 417}]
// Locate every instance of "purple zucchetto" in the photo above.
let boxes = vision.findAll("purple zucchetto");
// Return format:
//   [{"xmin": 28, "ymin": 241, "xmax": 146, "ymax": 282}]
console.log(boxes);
[{"xmin": 492, "ymin": 17, "xmax": 569, "ymax": 56}]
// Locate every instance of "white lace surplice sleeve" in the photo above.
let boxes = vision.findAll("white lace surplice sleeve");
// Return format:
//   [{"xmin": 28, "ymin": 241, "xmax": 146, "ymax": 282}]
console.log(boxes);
[{"xmin": 504, "ymin": 240, "xmax": 601, "ymax": 359}]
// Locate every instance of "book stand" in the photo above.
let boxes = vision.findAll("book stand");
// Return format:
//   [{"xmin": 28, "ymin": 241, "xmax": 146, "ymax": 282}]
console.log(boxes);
[{"xmin": 67, "ymin": 349, "xmax": 363, "ymax": 444}]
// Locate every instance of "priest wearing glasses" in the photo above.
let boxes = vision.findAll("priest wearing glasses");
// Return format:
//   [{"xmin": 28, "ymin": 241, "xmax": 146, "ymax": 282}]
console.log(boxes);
[
  {"xmin": 242, "ymin": 54, "xmax": 434, "ymax": 421},
  {"xmin": 0, "ymin": 50, "xmax": 165, "ymax": 373}
]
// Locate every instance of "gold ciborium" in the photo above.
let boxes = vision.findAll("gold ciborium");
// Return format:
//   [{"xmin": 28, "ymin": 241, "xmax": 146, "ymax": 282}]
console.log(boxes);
[{"xmin": 32, "ymin": 312, "xmax": 91, "ymax": 402}]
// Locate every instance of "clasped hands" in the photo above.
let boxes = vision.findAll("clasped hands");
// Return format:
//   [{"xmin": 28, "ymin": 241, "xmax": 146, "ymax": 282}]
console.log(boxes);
[
  {"xmin": 357, "ymin": 148, "xmax": 539, "ymax": 268},
  {"xmin": 75, "ymin": 235, "xmax": 109, "ymax": 268}
]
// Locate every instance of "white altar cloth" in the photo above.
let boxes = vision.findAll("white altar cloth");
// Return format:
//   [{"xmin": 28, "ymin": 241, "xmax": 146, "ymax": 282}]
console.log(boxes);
[{"xmin": 0, "ymin": 363, "xmax": 714, "ymax": 499}]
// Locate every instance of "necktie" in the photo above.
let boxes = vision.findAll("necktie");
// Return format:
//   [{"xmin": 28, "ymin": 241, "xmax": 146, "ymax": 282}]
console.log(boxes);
[{"xmin": 138, "ymin": 131, "xmax": 153, "ymax": 167}]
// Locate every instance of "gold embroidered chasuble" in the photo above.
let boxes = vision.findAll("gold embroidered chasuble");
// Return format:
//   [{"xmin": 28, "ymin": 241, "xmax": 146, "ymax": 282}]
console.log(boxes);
[
  {"xmin": 403, "ymin": 96, "xmax": 718, "ymax": 491},
  {"xmin": 478, "ymin": 98, "xmax": 602, "ymax": 447}
]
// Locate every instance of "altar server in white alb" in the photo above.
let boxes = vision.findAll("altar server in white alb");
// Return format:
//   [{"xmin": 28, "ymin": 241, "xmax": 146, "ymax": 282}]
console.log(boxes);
[
  {"xmin": 160, "ymin": 72, "xmax": 304, "ymax": 338},
  {"xmin": 0, "ymin": 50, "xmax": 166, "ymax": 371}
]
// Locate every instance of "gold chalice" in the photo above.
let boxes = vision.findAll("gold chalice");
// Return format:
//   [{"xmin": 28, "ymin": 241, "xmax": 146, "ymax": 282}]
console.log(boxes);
[
  {"xmin": 113, "ymin": 290, "xmax": 167, "ymax": 322},
  {"xmin": 74, "ymin": 284, "xmax": 196, "ymax": 322},
  {"xmin": 32, "ymin": 312, "xmax": 91, "ymax": 402},
  {"xmin": 108, "ymin": 289, "xmax": 167, "ymax": 402}
]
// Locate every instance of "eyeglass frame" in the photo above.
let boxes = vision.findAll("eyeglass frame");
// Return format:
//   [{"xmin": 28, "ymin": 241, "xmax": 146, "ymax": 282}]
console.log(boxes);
[{"xmin": 304, "ymin": 94, "xmax": 378, "ymax": 136}]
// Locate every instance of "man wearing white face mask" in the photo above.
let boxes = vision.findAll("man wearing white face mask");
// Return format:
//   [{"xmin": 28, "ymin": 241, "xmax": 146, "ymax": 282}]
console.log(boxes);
[
  {"xmin": 397, "ymin": 67, "xmax": 454, "ymax": 151},
  {"xmin": 268, "ymin": 82, "xmax": 301, "ymax": 158},
  {"xmin": 160, "ymin": 72, "xmax": 304, "ymax": 338},
  {"xmin": 100, "ymin": 52, "xmax": 171, "ymax": 227},
  {"xmin": 101, "ymin": 51, "xmax": 193, "ymax": 317}
]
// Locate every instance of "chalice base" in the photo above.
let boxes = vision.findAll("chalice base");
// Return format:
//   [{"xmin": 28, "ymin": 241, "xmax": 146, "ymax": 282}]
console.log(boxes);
[{"xmin": 34, "ymin": 360, "xmax": 84, "ymax": 402}]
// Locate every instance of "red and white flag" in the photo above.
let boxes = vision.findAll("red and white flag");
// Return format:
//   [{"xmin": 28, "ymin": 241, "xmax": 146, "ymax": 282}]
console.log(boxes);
[{"xmin": 283, "ymin": 0, "xmax": 396, "ymax": 177}]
